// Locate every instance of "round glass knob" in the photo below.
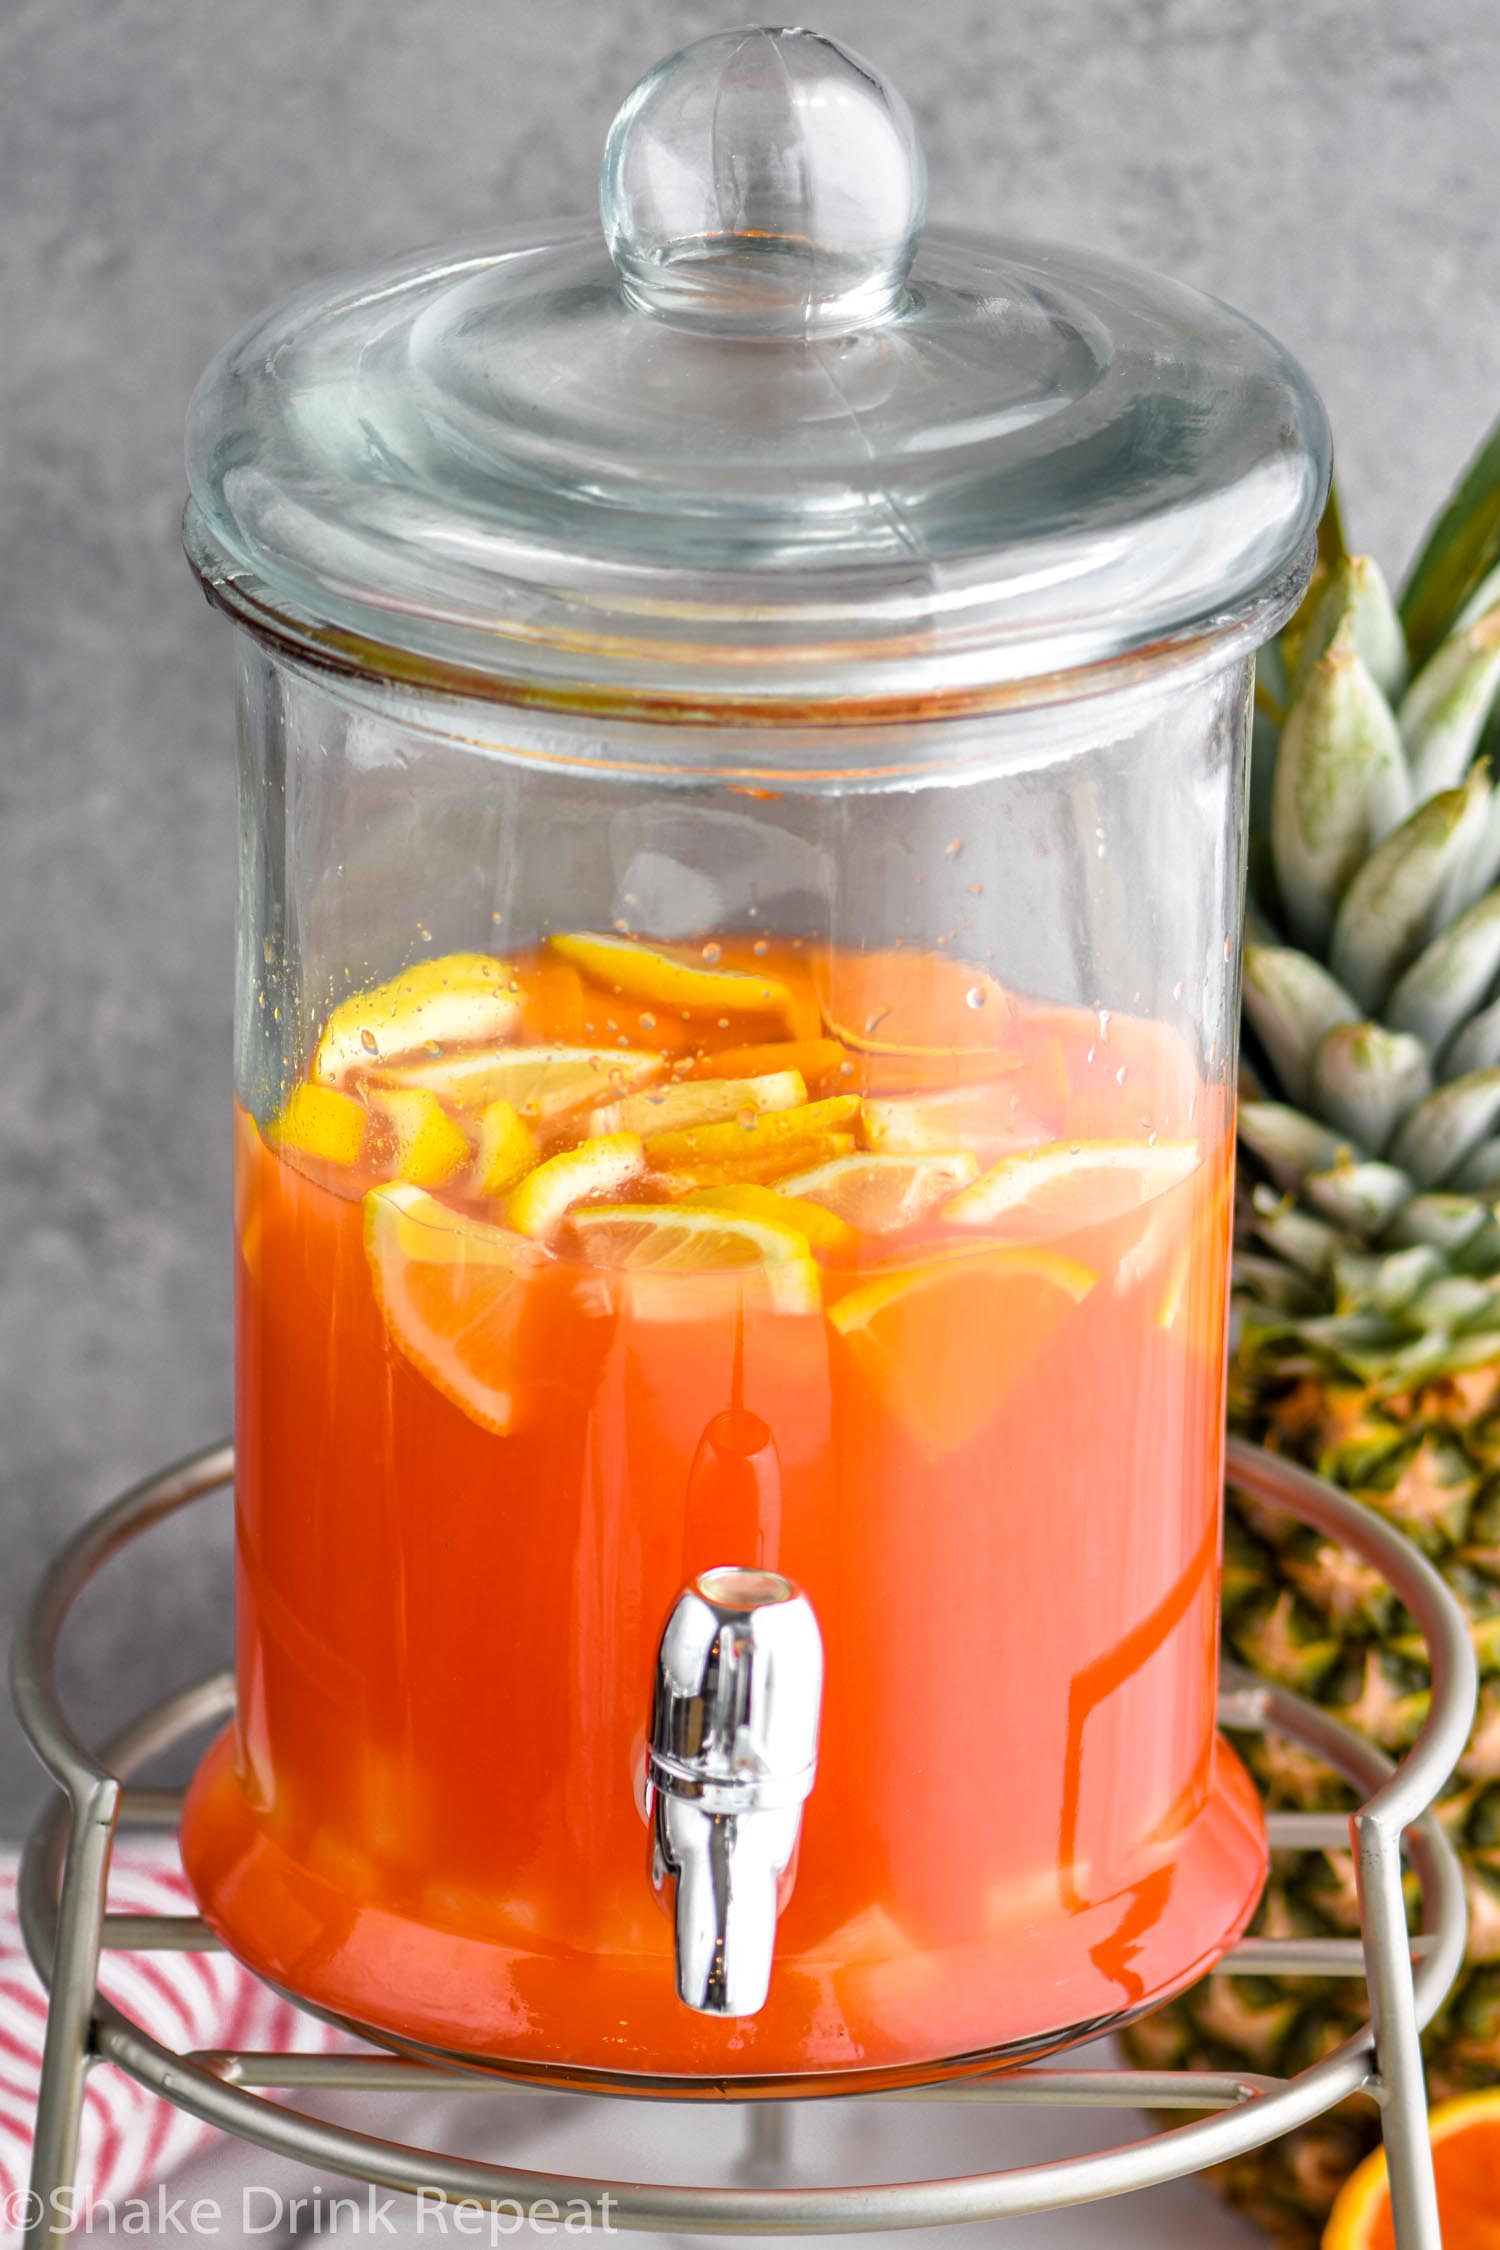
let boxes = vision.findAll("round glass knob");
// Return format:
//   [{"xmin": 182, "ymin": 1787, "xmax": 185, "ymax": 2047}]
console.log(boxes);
[{"xmin": 600, "ymin": 26, "xmax": 927, "ymax": 338}]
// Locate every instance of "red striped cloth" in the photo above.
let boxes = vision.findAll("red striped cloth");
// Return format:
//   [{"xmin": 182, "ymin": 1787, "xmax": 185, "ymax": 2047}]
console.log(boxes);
[{"xmin": 0, "ymin": 1842, "xmax": 340, "ymax": 2241}]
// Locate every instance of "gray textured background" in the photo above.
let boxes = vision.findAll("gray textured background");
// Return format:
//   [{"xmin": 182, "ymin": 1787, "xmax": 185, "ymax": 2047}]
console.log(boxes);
[{"xmin": 4, "ymin": 0, "xmax": 1500, "ymax": 1833}]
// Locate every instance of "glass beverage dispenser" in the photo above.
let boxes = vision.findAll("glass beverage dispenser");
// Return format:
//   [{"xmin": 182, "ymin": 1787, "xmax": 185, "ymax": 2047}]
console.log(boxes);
[{"xmin": 179, "ymin": 29, "xmax": 1330, "ymax": 2090}]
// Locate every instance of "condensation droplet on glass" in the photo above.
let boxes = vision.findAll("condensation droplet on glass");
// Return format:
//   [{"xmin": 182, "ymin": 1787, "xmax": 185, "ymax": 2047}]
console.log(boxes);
[
  {"xmin": 864, "ymin": 1007, "xmax": 891, "ymax": 1036},
  {"xmin": 425, "ymin": 1040, "xmax": 443, "ymax": 1059},
  {"xmin": 1172, "ymin": 981, "xmax": 1186, "ymax": 1001},
  {"xmin": 614, "ymin": 917, "xmax": 630, "ymax": 934},
  {"xmin": 717, "ymin": 1016, "xmax": 730, "ymax": 1029},
  {"xmin": 701, "ymin": 942, "xmax": 723, "ymax": 965},
  {"xmin": 639, "ymin": 1011, "xmax": 657, "ymax": 1030},
  {"xmin": 1224, "ymin": 936, "xmax": 1233, "ymax": 961},
  {"xmin": 588, "ymin": 1055, "xmax": 605, "ymax": 1072},
  {"xmin": 964, "ymin": 986, "xmax": 987, "ymax": 1010},
  {"xmin": 1085, "ymin": 1043, "xmax": 1097, "ymax": 1066},
  {"xmin": 839, "ymin": 1059, "xmax": 855, "ymax": 1076},
  {"xmin": 1115, "ymin": 1065, "xmax": 1128, "ymax": 1086},
  {"xmin": 491, "ymin": 910, "xmax": 504, "ymax": 926},
  {"xmin": 360, "ymin": 1028, "xmax": 377, "ymax": 1054},
  {"xmin": 967, "ymin": 882, "xmax": 984, "ymax": 897},
  {"xmin": 945, "ymin": 839, "xmax": 964, "ymax": 859},
  {"xmin": 752, "ymin": 939, "xmax": 769, "ymax": 957},
  {"xmin": 737, "ymin": 1107, "xmax": 758, "ymax": 1131},
  {"xmin": 608, "ymin": 1067, "xmax": 627, "ymax": 1091},
  {"xmin": 416, "ymin": 925, "xmax": 432, "ymax": 942},
  {"xmin": 617, "ymin": 1035, "xmax": 632, "ymax": 1048},
  {"xmin": 747, "ymin": 904, "xmax": 759, "ymax": 920},
  {"xmin": 507, "ymin": 978, "xmax": 520, "ymax": 995},
  {"xmin": 605, "ymin": 1018, "xmax": 618, "ymax": 1034},
  {"xmin": 1096, "ymin": 1009, "xmax": 1112, "ymax": 1037},
  {"xmin": 261, "ymin": 937, "xmax": 274, "ymax": 964}
]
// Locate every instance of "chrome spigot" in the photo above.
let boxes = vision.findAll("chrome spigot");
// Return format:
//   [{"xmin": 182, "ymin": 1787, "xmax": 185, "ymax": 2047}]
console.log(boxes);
[{"xmin": 647, "ymin": 1568, "xmax": 823, "ymax": 2018}]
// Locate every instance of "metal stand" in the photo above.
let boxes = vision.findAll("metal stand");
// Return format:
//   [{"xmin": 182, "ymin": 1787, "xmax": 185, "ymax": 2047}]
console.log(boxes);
[{"xmin": 10, "ymin": 1439, "xmax": 1478, "ymax": 2248}]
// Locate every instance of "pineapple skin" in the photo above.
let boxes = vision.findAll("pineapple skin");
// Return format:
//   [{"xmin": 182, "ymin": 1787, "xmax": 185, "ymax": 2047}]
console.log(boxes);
[{"xmin": 1121, "ymin": 462, "xmax": 1500, "ymax": 2245}]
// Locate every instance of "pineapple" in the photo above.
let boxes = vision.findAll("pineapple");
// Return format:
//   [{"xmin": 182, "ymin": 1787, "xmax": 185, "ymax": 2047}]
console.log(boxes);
[{"xmin": 1120, "ymin": 416, "xmax": 1500, "ymax": 2243}]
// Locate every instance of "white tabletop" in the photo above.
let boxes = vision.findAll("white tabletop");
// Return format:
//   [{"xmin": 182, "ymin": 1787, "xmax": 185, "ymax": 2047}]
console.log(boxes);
[{"xmin": 142, "ymin": 2040, "xmax": 1263, "ymax": 2248}]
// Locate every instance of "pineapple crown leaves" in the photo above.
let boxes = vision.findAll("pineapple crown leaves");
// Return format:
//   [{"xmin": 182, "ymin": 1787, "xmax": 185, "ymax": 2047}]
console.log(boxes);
[{"xmin": 1239, "ymin": 409, "xmax": 1500, "ymax": 1386}]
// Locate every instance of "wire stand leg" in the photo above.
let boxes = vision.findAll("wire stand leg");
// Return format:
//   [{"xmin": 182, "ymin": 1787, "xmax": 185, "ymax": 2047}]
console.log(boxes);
[
  {"xmin": 24, "ymin": 1778, "xmax": 119, "ymax": 2250},
  {"xmin": 1354, "ymin": 1808, "xmax": 1444, "ymax": 2250},
  {"xmin": 739, "ymin": 2102, "xmax": 792, "ymax": 2181}
]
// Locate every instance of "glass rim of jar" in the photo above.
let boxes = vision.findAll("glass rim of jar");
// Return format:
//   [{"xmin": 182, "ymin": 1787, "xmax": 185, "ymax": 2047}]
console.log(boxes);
[
  {"xmin": 188, "ymin": 493, "xmax": 1306, "ymax": 761},
  {"xmin": 212, "ymin": 567, "xmax": 1271, "ymax": 790}
]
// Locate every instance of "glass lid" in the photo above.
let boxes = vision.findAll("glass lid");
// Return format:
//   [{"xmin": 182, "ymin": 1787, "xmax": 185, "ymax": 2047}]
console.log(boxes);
[{"xmin": 184, "ymin": 25, "xmax": 1331, "ymax": 721}]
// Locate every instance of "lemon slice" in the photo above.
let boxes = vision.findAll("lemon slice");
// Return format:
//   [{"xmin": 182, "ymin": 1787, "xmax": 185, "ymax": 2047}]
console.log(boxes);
[
  {"xmin": 679, "ymin": 1181, "xmax": 858, "ymax": 1254},
  {"xmin": 505, "ymin": 1133, "xmax": 645, "ymax": 1240},
  {"xmin": 364, "ymin": 1184, "xmax": 550, "ymax": 1434},
  {"xmin": 569, "ymin": 1204, "xmax": 821, "ymax": 1315},
  {"xmin": 365, "ymin": 1087, "xmax": 471, "ymax": 1187},
  {"xmin": 549, "ymin": 932, "xmax": 796, "ymax": 1024},
  {"xmin": 368, "ymin": 1045, "xmax": 662, "ymax": 1120},
  {"xmin": 313, "ymin": 953, "xmax": 520, "ymax": 1082},
  {"xmin": 861, "ymin": 1084, "xmax": 1030, "ymax": 1157},
  {"xmin": 643, "ymin": 1094, "xmax": 860, "ymax": 1172},
  {"xmin": 583, "ymin": 1070, "xmax": 805, "ymax": 1139},
  {"xmin": 778, "ymin": 1151, "xmax": 979, "ymax": 1234},
  {"xmin": 473, "ymin": 1100, "xmax": 539, "ymax": 1199},
  {"xmin": 268, "ymin": 1081, "xmax": 367, "ymax": 1167},
  {"xmin": 942, "ymin": 1139, "xmax": 1201, "ymax": 1234},
  {"xmin": 831, "ymin": 1245, "xmax": 1097, "ymax": 1458}
]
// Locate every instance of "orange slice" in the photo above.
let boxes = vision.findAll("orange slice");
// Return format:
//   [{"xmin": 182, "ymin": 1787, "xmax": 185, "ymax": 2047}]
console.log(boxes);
[
  {"xmin": 364, "ymin": 1185, "xmax": 550, "ymax": 1435},
  {"xmin": 569, "ymin": 1204, "xmax": 820, "ymax": 1316},
  {"xmin": 268, "ymin": 1082, "xmax": 367, "ymax": 1167},
  {"xmin": 548, "ymin": 933, "xmax": 797, "ymax": 1026},
  {"xmin": 830, "ymin": 1245, "xmax": 1097, "ymax": 1459},
  {"xmin": 364, "ymin": 1087, "xmax": 471, "ymax": 1188},
  {"xmin": 313, "ymin": 953, "xmax": 520, "ymax": 1082},
  {"xmin": 941, "ymin": 1139, "xmax": 1200, "ymax": 1237},
  {"xmin": 583, "ymin": 1070, "xmax": 805, "ymax": 1139},
  {"xmin": 1323, "ymin": 2089, "xmax": 1500, "ymax": 2249},
  {"xmin": 643, "ymin": 1095, "xmax": 860, "ymax": 1172},
  {"xmin": 778, "ymin": 1151, "xmax": 979, "ymax": 1234},
  {"xmin": 654, "ymin": 1129, "xmax": 859, "ymax": 1191},
  {"xmin": 692, "ymin": 1038, "xmax": 855, "ymax": 1093},
  {"xmin": 505, "ymin": 1133, "xmax": 645, "ymax": 1241},
  {"xmin": 679, "ymin": 1181, "xmax": 858, "ymax": 1254},
  {"xmin": 472, "ymin": 1100, "xmax": 538, "ymax": 1199},
  {"xmin": 816, "ymin": 948, "xmax": 1014, "ymax": 1055},
  {"xmin": 367, "ymin": 1045, "xmax": 661, "ymax": 1121}
]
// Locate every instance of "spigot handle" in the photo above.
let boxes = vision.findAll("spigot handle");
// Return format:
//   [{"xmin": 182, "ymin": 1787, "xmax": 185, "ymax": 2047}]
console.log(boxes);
[{"xmin": 647, "ymin": 1567, "xmax": 823, "ymax": 2018}]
